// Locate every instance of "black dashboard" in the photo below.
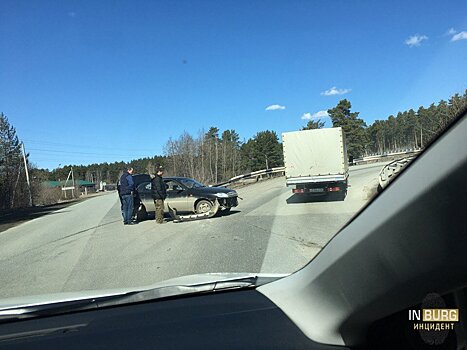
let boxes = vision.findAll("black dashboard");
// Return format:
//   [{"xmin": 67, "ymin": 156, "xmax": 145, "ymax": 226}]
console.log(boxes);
[{"xmin": 0, "ymin": 289, "xmax": 348, "ymax": 350}]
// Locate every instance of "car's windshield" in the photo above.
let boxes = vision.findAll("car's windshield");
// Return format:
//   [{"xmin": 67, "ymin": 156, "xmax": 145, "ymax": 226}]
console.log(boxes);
[
  {"xmin": 179, "ymin": 178, "xmax": 205, "ymax": 189},
  {"xmin": 0, "ymin": 1, "xmax": 466, "ymax": 304}
]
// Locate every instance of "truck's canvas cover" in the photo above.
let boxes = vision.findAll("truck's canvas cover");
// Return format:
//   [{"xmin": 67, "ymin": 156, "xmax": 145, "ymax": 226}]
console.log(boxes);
[{"xmin": 282, "ymin": 127, "xmax": 348, "ymax": 179}]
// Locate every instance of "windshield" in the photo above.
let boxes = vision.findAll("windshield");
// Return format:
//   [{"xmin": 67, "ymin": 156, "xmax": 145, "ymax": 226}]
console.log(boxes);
[
  {"xmin": 179, "ymin": 178, "xmax": 205, "ymax": 189},
  {"xmin": 0, "ymin": 1, "xmax": 466, "ymax": 303}
]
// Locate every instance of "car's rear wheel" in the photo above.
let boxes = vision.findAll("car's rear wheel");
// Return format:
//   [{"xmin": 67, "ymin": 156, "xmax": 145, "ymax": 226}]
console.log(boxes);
[
  {"xmin": 136, "ymin": 205, "xmax": 148, "ymax": 221},
  {"xmin": 196, "ymin": 200, "xmax": 212, "ymax": 214}
]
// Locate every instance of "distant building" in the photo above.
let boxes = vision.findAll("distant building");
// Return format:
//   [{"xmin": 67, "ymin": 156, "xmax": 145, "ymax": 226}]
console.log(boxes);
[{"xmin": 43, "ymin": 180, "xmax": 96, "ymax": 192}]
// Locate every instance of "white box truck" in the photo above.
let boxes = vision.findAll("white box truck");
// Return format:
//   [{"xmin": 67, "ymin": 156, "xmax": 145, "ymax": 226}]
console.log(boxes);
[{"xmin": 282, "ymin": 127, "xmax": 349, "ymax": 199}]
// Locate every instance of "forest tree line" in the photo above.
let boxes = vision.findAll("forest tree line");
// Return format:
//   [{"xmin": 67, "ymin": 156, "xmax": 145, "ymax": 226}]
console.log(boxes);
[
  {"xmin": 365, "ymin": 91, "xmax": 466, "ymax": 155},
  {"xmin": 302, "ymin": 90, "xmax": 467, "ymax": 159}
]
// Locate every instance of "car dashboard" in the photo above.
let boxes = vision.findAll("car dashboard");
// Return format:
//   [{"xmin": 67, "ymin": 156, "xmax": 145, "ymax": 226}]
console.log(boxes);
[{"xmin": 0, "ymin": 289, "xmax": 347, "ymax": 350}]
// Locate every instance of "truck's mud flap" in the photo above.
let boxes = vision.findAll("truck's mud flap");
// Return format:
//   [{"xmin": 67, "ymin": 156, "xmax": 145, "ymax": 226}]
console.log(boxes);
[{"xmin": 168, "ymin": 200, "xmax": 220, "ymax": 223}]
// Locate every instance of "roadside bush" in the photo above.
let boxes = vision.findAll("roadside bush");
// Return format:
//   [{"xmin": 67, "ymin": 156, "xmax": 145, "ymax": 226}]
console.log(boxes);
[{"xmin": 35, "ymin": 187, "xmax": 62, "ymax": 206}]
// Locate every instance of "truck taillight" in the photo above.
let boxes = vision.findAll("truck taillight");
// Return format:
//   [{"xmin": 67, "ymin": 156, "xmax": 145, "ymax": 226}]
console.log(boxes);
[
  {"xmin": 327, "ymin": 186, "xmax": 340, "ymax": 192},
  {"xmin": 293, "ymin": 189, "xmax": 305, "ymax": 193}
]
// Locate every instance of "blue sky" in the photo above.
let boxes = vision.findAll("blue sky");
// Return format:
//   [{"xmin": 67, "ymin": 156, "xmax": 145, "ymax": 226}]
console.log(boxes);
[{"xmin": 1, "ymin": 0, "xmax": 466, "ymax": 170}]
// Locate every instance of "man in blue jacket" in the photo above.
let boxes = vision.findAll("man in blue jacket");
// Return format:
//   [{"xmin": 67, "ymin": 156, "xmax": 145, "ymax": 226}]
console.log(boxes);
[{"xmin": 119, "ymin": 167, "xmax": 136, "ymax": 225}]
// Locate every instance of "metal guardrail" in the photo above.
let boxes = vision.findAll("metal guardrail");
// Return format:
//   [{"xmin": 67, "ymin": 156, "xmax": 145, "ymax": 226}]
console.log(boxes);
[
  {"xmin": 213, "ymin": 167, "xmax": 286, "ymax": 187},
  {"xmin": 353, "ymin": 149, "xmax": 422, "ymax": 165},
  {"xmin": 378, "ymin": 156, "xmax": 415, "ymax": 192},
  {"xmin": 216, "ymin": 153, "xmax": 418, "ymax": 190}
]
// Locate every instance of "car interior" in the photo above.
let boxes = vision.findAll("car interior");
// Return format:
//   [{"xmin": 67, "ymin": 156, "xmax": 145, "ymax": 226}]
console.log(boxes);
[{"xmin": 0, "ymin": 112, "xmax": 465, "ymax": 349}]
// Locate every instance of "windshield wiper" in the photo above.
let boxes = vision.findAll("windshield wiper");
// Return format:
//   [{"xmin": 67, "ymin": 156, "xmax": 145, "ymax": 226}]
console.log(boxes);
[
  {"xmin": 0, "ymin": 275, "xmax": 275, "ymax": 323},
  {"xmin": 96, "ymin": 276, "xmax": 259, "ymax": 308}
]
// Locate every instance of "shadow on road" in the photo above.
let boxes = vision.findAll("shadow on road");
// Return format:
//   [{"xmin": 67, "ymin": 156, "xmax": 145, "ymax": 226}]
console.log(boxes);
[
  {"xmin": 218, "ymin": 209, "xmax": 241, "ymax": 217},
  {"xmin": 139, "ymin": 209, "xmax": 241, "ymax": 223},
  {"xmin": 286, "ymin": 193, "xmax": 345, "ymax": 204},
  {"xmin": 0, "ymin": 202, "xmax": 79, "ymax": 233}
]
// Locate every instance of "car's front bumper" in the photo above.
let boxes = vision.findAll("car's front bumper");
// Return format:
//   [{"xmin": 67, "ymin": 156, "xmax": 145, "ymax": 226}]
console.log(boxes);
[{"xmin": 217, "ymin": 197, "xmax": 238, "ymax": 209}]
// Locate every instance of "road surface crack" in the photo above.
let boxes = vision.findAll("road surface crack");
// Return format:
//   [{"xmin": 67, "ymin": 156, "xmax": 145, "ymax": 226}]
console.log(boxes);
[{"xmin": 238, "ymin": 220, "xmax": 323, "ymax": 249}]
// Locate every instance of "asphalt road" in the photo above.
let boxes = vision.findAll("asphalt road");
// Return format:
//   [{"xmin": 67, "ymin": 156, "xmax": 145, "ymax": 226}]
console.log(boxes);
[{"xmin": 0, "ymin": 163, "xmax": 385, "ymax": 298}]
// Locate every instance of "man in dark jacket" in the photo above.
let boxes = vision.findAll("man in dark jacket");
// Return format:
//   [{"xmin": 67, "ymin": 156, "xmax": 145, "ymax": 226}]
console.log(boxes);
[
  {"xmin": 119, "ymin": 167, "xmax": 136, "ymax": 225},
  {"xmin": 151, "ymin": 166, "xmax": 167, "ymax": 224}
]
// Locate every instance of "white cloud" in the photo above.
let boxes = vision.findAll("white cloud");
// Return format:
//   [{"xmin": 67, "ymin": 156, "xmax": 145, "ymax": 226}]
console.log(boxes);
[
  {"xmin": 320, "ymin": 86, "xmax": 351, "ymax": 96},
  {"xmin": 265, "ymin": 104, "xmax": 286, "ymax": 111},
  {"xmin": 445, "ymin": 28, "xmax": 467, "ymax": 42},
  {"xmin": 301, "ymin": 110, "xmax": 329, "ymax": 120},
  {"xmin": 451, "ymin": 31, "xmax": 467, "ymax": 42},
  {"xmin": 405, "ymin": 34, "xmax": 428, "ymax": 47}
]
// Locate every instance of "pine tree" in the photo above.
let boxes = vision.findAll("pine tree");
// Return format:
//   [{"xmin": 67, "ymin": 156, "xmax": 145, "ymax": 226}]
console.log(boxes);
[
  {"xmin": 327, "ymin": 100, "xmax": 367, "ymax": 159},
  {"xmin": 0, "ymin": 113, "xmax": 22, "ymax": 209},
  {"xmin": 302, "ymin": 119, "xmax": 325, "ymax": 130}
]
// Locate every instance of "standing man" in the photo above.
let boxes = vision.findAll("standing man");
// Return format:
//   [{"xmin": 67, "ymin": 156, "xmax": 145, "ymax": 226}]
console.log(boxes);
[
  {"xmin": 151, "ymin": 166, "xmax": 167, "ymax": 224},
  {"xmin": 116, "ymin": 176, "xmax": 124, "ymax": 220},
  {"xmin": 119, "ymin": 167, "xmax": 137, "ymax": 225}
]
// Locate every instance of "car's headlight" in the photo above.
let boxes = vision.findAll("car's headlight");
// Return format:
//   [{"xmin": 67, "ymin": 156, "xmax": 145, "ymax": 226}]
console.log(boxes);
[{"xmin": 215, "ymin": 193, "xmax": 229, "ymax": 198}]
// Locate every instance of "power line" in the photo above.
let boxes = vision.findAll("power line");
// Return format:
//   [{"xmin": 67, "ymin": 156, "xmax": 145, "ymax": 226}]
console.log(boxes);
[
  {"xmin": 22, "ymin": 138, "xmax": 159, "ymax": 153},
  {"xmin": 28, "ymin": 148, "xmax": 155, "ymax": 158},
  {"xmin": 30, "ymin": 158, "xmax": 133, "ymax": 163}
]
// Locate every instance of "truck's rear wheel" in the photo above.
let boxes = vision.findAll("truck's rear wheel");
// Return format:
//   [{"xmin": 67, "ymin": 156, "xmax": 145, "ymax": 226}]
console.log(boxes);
[
  {"xmin": 327, "ymin": 189, "xmax": 346, "ymax": 201},
  {"xmin": 332, "ymin": 190, "xmax": 346, "ymax": 201}
]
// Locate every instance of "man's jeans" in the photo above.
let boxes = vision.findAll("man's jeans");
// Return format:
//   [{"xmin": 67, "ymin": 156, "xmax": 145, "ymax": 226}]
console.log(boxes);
[{"xmin": 121, "ymin": 194, "xmax": 134, "ymax": 224}]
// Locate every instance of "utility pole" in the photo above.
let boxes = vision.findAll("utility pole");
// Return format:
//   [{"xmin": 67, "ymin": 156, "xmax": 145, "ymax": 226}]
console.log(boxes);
[
  {"xmin": 63, "ymin": 168, "xmax": 74, "ymax": 199},
  {"xmin": 71, "ymin": 166, "xmax": 75, "ymax": 198},
  {"xmin": 21, "ymin": 142, "xmax": 33, "ymax": 207}
]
